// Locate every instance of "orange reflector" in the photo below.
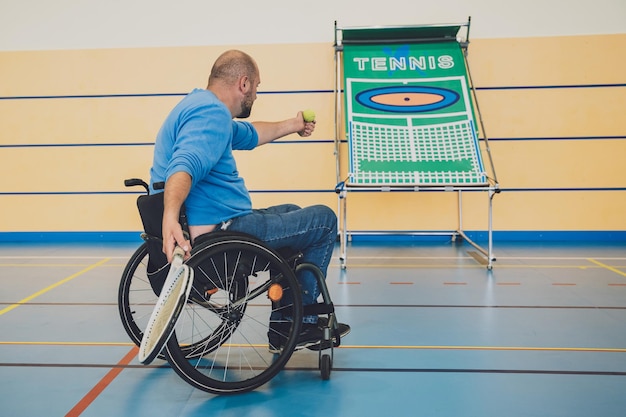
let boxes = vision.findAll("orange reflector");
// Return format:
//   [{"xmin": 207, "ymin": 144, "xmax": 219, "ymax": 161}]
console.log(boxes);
[
  {"xmin": 206, "ymin": 288, "xmax": 219, "ymax": 296},
  {"xmin": 268, "ymin": 284, "xmax": 283, "ymax": 301}
]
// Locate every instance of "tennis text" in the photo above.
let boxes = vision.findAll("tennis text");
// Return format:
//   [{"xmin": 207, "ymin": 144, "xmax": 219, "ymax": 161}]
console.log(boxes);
[{"xmin": 352, "ymin": 55, "xmax": 454, "ymax": 72}]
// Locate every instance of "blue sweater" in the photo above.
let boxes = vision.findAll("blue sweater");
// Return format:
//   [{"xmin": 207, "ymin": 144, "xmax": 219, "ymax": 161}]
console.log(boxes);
[{"xmin": 150, "ymin": 89, "xmax": 259, "ymax": 226}]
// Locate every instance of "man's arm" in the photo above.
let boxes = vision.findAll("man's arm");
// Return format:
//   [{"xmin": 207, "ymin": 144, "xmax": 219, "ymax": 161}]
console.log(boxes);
[
  {"xmin": 162, "ymin": 171, "xmax": 192, "ymax": 262},
  {"xmin": 252, "ymin": 111, "xmax": 315, "ymax": 145}
]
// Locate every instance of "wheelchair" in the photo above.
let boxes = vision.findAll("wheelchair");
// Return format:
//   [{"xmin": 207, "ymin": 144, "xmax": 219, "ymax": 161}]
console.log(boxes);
[{"xmin": 118, "ymin": 178, "xmax": 342, "ymax": 394}]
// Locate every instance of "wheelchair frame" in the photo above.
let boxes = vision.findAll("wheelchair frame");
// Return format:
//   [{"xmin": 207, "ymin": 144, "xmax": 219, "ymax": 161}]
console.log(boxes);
[{"xmin": 118, "ymin": 178, "xmax": 341, "ymax": 394}]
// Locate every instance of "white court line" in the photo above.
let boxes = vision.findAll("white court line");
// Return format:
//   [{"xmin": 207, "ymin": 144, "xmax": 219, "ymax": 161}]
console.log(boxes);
[
  {"xmin": 342, "ymin": 255, "xmax": 626, "ymax": 261},
  {"xmin": 1, "ymin": 255, "xmax": 626, "ymax": 261},
  {"xmin": 0, "ymin": 256, "xmax": 132, "ymax": 260}
]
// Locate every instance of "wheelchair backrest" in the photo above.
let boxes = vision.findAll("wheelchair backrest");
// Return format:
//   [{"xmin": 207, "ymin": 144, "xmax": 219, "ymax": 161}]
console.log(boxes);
[{"xmin": 136, "ymin": 190, "xmax": 188, "ymax": 293}]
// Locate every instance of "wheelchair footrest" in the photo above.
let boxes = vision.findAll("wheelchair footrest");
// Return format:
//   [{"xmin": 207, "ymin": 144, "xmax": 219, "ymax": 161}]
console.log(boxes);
[{"xmin": 303, "ymin": 303, "xmax": 334, "ymax": 317}]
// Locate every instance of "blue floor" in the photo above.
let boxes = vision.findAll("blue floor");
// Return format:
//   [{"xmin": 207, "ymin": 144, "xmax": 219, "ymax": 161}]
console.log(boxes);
[{"xmin": 1, "ymin": 240, "xmax": 626, "ymax": 417}]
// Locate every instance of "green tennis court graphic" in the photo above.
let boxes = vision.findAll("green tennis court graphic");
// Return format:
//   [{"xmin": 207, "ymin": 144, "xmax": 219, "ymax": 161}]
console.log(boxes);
[{"xmin": 343, "ymin": 41, "xmax": 487, "ymax": 186}]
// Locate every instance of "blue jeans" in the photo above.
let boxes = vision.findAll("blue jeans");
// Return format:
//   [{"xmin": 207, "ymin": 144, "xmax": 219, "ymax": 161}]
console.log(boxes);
[{"xmin": 227, "ymin": 204, "xmax": 337, "ymax": 324}]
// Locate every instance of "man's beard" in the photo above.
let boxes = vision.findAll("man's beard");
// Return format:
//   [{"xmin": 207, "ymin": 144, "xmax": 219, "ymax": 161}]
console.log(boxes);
[{"xmin": 237, "ymin": 94, "xmax": 254, "ymax": 118}]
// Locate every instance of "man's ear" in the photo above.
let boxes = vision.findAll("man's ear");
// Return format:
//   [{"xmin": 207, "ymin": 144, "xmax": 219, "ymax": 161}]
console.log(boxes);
[{"xmin": 238, "ymin": 76, "xmax": 249, "ymax": 93}]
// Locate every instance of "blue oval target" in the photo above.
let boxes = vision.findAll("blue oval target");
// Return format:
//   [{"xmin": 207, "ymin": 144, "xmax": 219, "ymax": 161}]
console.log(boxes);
[{"xmin": 355, "ymin": 86, "xmax": 459, "ymax": 113}]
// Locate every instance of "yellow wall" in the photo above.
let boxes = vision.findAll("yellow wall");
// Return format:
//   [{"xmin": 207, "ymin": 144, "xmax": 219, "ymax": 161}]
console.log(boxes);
[{"xmin": 1, "ymin": 35, "xmax": 625, "ymax": 238}]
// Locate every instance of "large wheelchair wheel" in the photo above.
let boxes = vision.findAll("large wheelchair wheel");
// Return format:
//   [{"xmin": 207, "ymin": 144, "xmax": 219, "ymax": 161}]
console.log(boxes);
[
  {"xmin": 165, "ymin": 235, "xmax": 303, "ymax": 394},
  {"xmin": 118, "ymin": 242, "xmax": 213, "ymax": 359},
  {"xmin": 118, "ymin": 243, "xmax": 153, "ymax": 347}
]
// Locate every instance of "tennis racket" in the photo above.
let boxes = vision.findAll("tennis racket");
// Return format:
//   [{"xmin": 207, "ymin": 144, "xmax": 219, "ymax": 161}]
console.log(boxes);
[{"xmin": 138, "ymin": 246, "xmax": 193, "ymax": 364}]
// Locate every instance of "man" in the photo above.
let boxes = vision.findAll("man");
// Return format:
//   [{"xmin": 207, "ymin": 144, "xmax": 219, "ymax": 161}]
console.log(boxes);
[{"xmin": 150, "ymin": 49, "xmax": 349, "ymax": 351}]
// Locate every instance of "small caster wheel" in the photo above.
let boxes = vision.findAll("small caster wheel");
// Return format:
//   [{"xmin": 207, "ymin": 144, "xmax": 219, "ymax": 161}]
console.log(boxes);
[{"xmin": 320, "ymin": 354, "xmax": 332, "ymax": 380}]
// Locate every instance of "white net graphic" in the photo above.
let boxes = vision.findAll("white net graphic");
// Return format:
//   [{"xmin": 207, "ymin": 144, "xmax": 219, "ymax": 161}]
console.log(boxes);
[{"xmin": 350, "ymin": 119, "xmax": 487, "ymax": 185}]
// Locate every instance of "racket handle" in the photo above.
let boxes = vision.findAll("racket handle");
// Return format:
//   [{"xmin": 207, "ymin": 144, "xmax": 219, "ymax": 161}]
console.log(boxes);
[{"xmin": 172, "ymin": 245, "xmax": 185, "ymax": 267}]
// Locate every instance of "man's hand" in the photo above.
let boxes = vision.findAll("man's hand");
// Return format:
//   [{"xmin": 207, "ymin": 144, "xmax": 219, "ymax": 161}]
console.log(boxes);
[
  {"xmin": 162, "ymin": 171, "xmax": 192, "ymax": 262},
  {"xmin": 296, "ymin": 111, "xmax": 316, "ymax": 137},
  {"xmin": 296, "ymin": 111, "xmax": 315, "ymax": 138},
  {"xmin": 162, "ymin": 215, "xmax": 191, "ymax": 263}
]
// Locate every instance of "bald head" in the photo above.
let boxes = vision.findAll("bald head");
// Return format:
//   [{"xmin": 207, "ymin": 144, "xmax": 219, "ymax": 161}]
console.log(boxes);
[{"xmin": 208, "ymin": 50, "xmax": 259, "ymax": 87}]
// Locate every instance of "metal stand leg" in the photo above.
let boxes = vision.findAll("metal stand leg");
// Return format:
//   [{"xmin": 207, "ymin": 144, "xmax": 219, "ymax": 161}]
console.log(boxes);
[
  {"xmin": 339, "ymin": 190, "xmax": 347, "ymax": 269},
  {"xmin": 456, "ymin": 188, "xmax": 497, "ymax": 270}
]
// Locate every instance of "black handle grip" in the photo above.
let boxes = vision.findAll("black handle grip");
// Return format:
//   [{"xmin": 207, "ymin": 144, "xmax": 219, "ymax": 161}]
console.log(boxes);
[{"xmin": 124, "ymin": 178, "xmax": 150, "ymax": 192}]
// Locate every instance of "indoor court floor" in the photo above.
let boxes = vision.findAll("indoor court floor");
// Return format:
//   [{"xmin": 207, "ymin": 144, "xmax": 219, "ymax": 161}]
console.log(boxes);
[{"xmin": 1, "ymin": 238, "xmax": 626, "ymax": 417}]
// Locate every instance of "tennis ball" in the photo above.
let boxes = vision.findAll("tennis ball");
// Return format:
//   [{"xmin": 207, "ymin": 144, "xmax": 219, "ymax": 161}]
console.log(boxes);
[{"xmin": 302, "ymin": 109, "xmax": 316, "ymax": 122}]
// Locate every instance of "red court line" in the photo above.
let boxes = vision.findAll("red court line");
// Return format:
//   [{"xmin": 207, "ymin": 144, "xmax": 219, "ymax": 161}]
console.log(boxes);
[{"xmin": 65, "ymin": 346, "xmax": 138, "ymax": 417}]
